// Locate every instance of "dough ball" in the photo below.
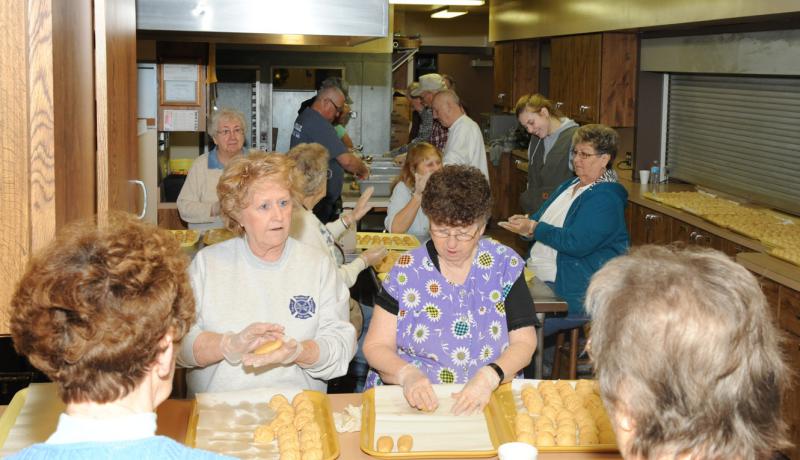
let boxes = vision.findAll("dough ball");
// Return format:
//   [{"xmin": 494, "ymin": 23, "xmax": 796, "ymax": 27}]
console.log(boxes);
[
  {"xmin": 280, "ymin": 449, "xmax": 301, "ymax": 460},
  {"xmin": 556, "ymin": 432, "xmax": 576, "ymax": 446},
  {"xmin": 397, "ymin": 434, "xmax": 413, "ymax": 452},
  {"xmin": 302, "ymin": 422, "xmax": 322, "ymax": 436},
  {"xmin": 295, "ymin": 399, "xmax": 315, "ymax": 414},
  {"xmin": 541, "ymin": 405, "xmax": 559, "ymax": 421},
  {"xmin": 514, "ymin": 413, "xmax": 535, "ymax": 434},
  {"xmin": 253, "ymin": 424, "xmax": 274, "ymax": 443},
  {"xmin": 376, "ymin": 435, "xmax": 394, "ymax": 452},
  {"xmin": 254, "ymin": 339, "xmax": 283, "ymax": 354},
  {"xmin": 516, "ymin": 432, "xmax": 536, "ymax": 445},
  {"xmin": 301, "ymin": 447, "xmax": 324, "ymax": 460},
  {"xmin": 536, "ymin": 432, "xmax": 556, "ymax": 446},
  {"xmin": 269, "ymin": 394, "xmax": 290, "ymax": 410},
  {"xmin": 294, "ymin": 414, "xmax": 314, "ymax": 430},
  {"xmin": 579, "ymin": 431, "xmax": 599, "ymax": 445}
]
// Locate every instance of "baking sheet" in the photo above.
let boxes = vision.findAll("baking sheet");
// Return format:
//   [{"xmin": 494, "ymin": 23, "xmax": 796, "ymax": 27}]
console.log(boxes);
[
  {"xmin": 496, "ymin": 379, "xmax": 618, "ymax": 453},
  {"xmin": 0, "ymin": 384, "xmax": 64, "ymax": 456},
  {"xmin": 190, "ymin": 387, "xmax": 339, "ymax": 460},
  {"xmin": 361, "ymin": 384, "xmax": 509, "ymax": 458}
]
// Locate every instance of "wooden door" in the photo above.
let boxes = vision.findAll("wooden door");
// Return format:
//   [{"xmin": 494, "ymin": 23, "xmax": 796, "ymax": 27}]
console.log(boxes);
[
  {"xmin": 95, "ymin": 0, "xmax": 139, "ymax": 217},
  {"xmin": 550, "ymin": 34, "xmax": 601, "ymax": 123},
  {"xmin": 599, "ymin": 33, "xmax": 638, "ymax": 127},
  {"xmin": 493, "ymin": 42, "xmax": 514, "ymax": 111},
  {"xmin": 512, "ymin": 39, "xmax": 540, "ymax": 106}
]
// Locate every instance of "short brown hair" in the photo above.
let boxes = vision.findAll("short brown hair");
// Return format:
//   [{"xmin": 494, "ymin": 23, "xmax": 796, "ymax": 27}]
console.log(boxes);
[
  {"xmin": 573, "ymin": 124, "xmax": 618, "ymax": 161},
  {"xmin": 10, "ymin": 213, "xmax": 194, "ymax": 404},
  {"xmin": 217, "ymin": 152, "xmax": 303, "ymax": 235},
  {"xmin": 394, "ymin": 142, "xmax": 442, "ymax": 190},
  {"xmin": 422, "ymin": 165, "xmax": 492, "ymax": 227},
  {"xmin": 287, "ymin": 143, "xmax": 330, "ymax": 197},
  {"xmin": 514, "ymin": 93, "xmax": 564, "ymax": 118},
  {"xmin": 586, "ymin": 245, "xmax": 790, "ymax": 459}
]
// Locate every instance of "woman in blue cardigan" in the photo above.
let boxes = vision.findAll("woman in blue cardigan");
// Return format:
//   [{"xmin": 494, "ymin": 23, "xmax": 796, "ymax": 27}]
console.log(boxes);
[{"xmin": 500, "ymin": 124, "xmax": 629, "ymax": 337}]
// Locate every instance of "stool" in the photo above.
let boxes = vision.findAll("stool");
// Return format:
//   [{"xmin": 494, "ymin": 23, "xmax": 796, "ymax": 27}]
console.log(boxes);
[{"xmin": 551, "ymin": 324, "xmax": 590, "ymax": 379}]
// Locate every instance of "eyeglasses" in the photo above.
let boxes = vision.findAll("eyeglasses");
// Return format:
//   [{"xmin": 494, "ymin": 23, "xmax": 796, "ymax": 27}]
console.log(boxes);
[
  {"xmin": 217, "ymin": 127, "xmax": 243, "ymax": 137},
  {"xmin": 326, "ymin": 98, "xmax": 343, "ymax": 114},
  {"xmin": 430, "ymin": 225, "xmax": 481, "ymax": 241},
  {"xmin": 572, "ymin": 149, "xmax": 605, "ymax": 160}
]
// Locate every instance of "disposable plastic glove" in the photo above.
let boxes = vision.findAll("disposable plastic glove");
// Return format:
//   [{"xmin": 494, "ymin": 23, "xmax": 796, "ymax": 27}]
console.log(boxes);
[
  {"xmin": 360, "ymin": 246, "xmax": 388, "ymax": 267},
  {"xmin": 451, "ymin": 366, "xmax": 501, "ymax": 415},
  {"xmin": 220, "ymin": 323, "xmax": 284, "ymax": 365},
  {"xmin": 241, "ymin": 338, "xmax": 304, "ymax": 368},
  {"xmin": 398, "ymin": 363, "xmax": 438, "ymax": 412}
]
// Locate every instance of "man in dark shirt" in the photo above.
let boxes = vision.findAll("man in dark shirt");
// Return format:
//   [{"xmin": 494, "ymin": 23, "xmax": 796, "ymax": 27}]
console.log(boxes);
[{"xmin": 290, "ymin": 86, "xmax": 369, "ymax": 223}]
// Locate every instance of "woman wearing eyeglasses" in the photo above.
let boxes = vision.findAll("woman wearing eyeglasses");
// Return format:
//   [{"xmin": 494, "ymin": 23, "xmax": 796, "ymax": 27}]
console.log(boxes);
[
  {"xmin": 177, "ymin": 108, "xmax": 247, "ymax": 230},
  {"xmin": 499, "ymin": 124, "xmax": 629, "ymax": 338},
  {"xmin": 515, "ymin": 94, "xmax": 579, "ymax": 214},
  {"xmin": 363, "ymin": 165, "xmax": 537, "ymax": 415}
]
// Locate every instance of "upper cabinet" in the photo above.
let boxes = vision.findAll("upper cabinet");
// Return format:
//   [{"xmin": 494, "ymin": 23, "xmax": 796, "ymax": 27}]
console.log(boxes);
[
  {"xmin": 550, "ymin": 33, "xmax": 637, "ymax": 127},
  {"xmin": 493, "ymin": 40, "xmax": 541, "ymax": 112}
]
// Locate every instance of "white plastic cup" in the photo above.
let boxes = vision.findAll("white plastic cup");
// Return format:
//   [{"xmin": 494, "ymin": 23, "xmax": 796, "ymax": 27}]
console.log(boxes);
[
  {"xmin": 638, "ymin": 169, "xmax": 650, "ymax": 184},
  {"xmin": 498, "ymin": 442, "xmax": 538, "ymax": 460}
]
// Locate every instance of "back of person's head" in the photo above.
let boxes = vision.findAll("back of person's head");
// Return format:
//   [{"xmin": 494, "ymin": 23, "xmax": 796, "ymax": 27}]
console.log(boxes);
[
  {"xmin": 10, "ymin": 213, "xmax": 195, "ymax": 404},
  {"xmin": 586, "ymin": 245, "xmax": 790, "ymax": 459},
  {"xmin": 287, "ymin": 142, "xmax": 330, "ymax": 197},
  {"xmin": 514, "ymin": 93, "xmax": 563, "ymax": 118}
]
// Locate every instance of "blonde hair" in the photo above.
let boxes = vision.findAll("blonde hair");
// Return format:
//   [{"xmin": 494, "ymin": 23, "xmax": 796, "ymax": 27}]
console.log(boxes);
[
  {"xmin": 586, "ymin": 245, "xmax": 790, "ymax": 459},
  {"xmin": 216, "ymin": 152, "xmax": 303, "ymax": 235},
  {"xmin": 287, "ymin": 143, "xmax": 330, "ymax": 197},
  {"xmin": 514, "ymin": 93, "xmax": 563, "ymax": 118},
  {"xmin": 393, "ymin": 142, "xmax": 442, "ymax": 190}
]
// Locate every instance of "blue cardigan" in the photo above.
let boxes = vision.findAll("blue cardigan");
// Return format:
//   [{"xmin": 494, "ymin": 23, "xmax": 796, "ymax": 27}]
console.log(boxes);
[
  {"xmin": 531, "ymin": 178, "xmax": 629, "ymax": 315},
  {"xmin": 6, "ymin": 436, "xmax": 232, "ymax": 459}
]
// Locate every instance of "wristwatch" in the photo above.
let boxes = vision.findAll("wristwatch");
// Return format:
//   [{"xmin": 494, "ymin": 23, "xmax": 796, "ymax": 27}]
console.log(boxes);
[{"xmin": 487, "ymin": 362, "xmax": 505, "ymax": 382}]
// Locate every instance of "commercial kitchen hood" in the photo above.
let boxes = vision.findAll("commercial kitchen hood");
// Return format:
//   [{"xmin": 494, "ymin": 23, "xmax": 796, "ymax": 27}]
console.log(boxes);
[{"xmin": 136, "ymin": 0, "xmax": 389, "ymax": 46}]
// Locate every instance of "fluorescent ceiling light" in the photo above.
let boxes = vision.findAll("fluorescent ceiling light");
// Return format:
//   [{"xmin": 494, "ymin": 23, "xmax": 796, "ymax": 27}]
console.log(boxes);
[
  {"xmin": 390, "ymin": 0, "xmax": 483, "ymax": 5},
  {"xmin": 431, "ymin": 7, "xmax": 467, "ymax": 18}
]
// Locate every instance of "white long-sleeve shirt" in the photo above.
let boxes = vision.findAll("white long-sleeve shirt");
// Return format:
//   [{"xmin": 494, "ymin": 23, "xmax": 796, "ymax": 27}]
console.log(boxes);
[
  {"xmin": 442, "ymin": 114, "xmax": 489, "ymax": 180},
  {"xmin": 290, "ymin": 206, "xmax": 366, "ymax": 288},
  {"xmin": 178, "ymin": 236, "xmax": 356, "ymax": 396}
]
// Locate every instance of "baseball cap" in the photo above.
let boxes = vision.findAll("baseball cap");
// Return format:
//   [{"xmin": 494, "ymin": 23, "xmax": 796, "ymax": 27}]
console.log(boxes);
[
  {"xmin": 415, "ymin": 73, "xmax": 445, "ymax": 96},
  {"xmin": 406, "ymin": 82, "xmax": 421, "ymax": 98}
]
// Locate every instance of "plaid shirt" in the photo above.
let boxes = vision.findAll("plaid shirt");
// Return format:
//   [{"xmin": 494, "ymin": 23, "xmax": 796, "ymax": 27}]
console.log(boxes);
[{"xmin": 430, "ymin": 118, "xmax": 449, "ymax": 151}]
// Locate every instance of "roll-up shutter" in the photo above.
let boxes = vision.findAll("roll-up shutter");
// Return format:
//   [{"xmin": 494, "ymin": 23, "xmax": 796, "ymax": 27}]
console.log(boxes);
[{"xmin": 666, "ymin": 74, "xmax": 800, "ymax": 215}]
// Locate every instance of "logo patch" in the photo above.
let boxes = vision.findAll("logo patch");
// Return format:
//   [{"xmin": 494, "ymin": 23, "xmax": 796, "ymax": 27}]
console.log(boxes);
[{"xmin": 289, "ymin": 295, "xmax": 316, "ymax": 319}]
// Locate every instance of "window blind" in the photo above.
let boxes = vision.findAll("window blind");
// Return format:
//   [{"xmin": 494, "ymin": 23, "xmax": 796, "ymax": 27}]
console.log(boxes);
[{"xmin": 666, "ymin": 74, "xmax": 800, "ymax": 216}]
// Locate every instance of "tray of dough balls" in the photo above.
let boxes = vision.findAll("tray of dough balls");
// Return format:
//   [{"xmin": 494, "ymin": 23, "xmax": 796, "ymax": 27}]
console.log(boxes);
[
  {"xmin": 497, "ymin": 379, "xmax": 618, "ymax": 452},
  {"xmin": 356, "ymin": 232, "xmax": 420, "ymax": 251},
  {"xmin": 187, "ymin": 387, "xmax": 339, "ymax": 460},
  {"xmin": 360, "ymin": 384, "xmax": 513, "ymax": 458}
]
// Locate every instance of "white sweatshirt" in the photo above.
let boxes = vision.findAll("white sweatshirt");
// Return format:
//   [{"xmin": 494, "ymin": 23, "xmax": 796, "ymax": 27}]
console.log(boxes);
[{"xmin": 178, "ymin": 236, "xmax": 356, "ymax": 396}]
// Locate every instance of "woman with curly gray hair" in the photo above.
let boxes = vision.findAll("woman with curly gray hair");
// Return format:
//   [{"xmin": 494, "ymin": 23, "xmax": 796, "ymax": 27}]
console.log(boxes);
[
  {"xmin": 363, "ymin": 165, "xmax": 537, "ymax": 415},
  {"xmin": 585, "ymin": 245, "xmax": 790, "ymax": 460}
]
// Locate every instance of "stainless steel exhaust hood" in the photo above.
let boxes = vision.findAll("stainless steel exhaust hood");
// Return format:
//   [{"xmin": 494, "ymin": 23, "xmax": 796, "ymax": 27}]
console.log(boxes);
[{"xmin": 136, "ymin": 0, "xmax": 389, "ymax": 46}]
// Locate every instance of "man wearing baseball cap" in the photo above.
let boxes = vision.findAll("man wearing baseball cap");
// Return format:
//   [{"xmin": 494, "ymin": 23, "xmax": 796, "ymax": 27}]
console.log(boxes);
[{"xmin": 391, "ymin": 73, "xmax": 449, "ymax": 157}]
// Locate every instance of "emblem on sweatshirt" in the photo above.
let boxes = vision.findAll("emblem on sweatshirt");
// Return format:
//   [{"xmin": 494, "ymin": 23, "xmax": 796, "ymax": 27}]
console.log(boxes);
[{"xmin": 289, "ymin": 295, "xmax": 316, "ymax": 319}]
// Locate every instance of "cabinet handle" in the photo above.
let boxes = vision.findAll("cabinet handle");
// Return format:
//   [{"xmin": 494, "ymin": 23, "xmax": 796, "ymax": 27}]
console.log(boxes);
[
  {"xmin": 645, "ymin": 213, "xmax": 660, "ymax": 221},
  {"xmin": 689, "ymin": 231, "xmax": 699, "ymax": 239},
  {"xmin": 694, "ymin": 233, "xmax": 705, "ymax": 243},
  {"xmin": 129, "ymin": 179, "xmax": 147, "ymax": 220},
  {"xmin": 555, "ymin": 101, "xmax": 564, "ymax": 110},
  {"xmin": 579, "ymin": 104, "xmax": 590, "ymax": 112}
]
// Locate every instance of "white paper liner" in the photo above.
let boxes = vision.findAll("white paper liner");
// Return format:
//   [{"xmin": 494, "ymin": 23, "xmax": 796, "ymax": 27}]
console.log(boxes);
[
  {"xmin": 372, "ymin": 384, "xmax": 493, "ymax": 453},
  {"xmin": 194, "ymin": 387, "xmax": 300, "ymax": 459}
]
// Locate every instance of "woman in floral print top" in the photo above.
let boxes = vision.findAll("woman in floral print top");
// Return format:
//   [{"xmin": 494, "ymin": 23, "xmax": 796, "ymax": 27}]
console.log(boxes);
[{"xmin": 364, "ymin": 165, "xmax": 538, "ymax": 415}]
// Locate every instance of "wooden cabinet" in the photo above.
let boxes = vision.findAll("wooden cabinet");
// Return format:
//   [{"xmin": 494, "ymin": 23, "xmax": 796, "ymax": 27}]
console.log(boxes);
[
  {"xmin": 671, "ymin": 220, "xmax": 722, "ymax": 250},
  {"xmin": 630, "ymin": 203, "xmax": 672, "ymax": 245},
  {"xmin": 489, "ymin": 151, "xmax": 527, "ymax": 221},
  {"xmin": 0, "ymin": 0, "xmax": 138, "ymax": 333},
  {"xmin": 550, "ymin": 33, "xmax": 637, "ymax": 127},
  {"xmin": 779, "ymin": 286, "xmax": 800, "ymax": 460},
  {"xmin": 493, "ymin": 40, "xmax": 541, "ymax": 111}
]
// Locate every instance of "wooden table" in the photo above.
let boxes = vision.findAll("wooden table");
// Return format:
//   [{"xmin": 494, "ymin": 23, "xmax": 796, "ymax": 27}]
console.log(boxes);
[{"xmin": 157, "ymin": 393, "xmax": 621, "ymax": 460}]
